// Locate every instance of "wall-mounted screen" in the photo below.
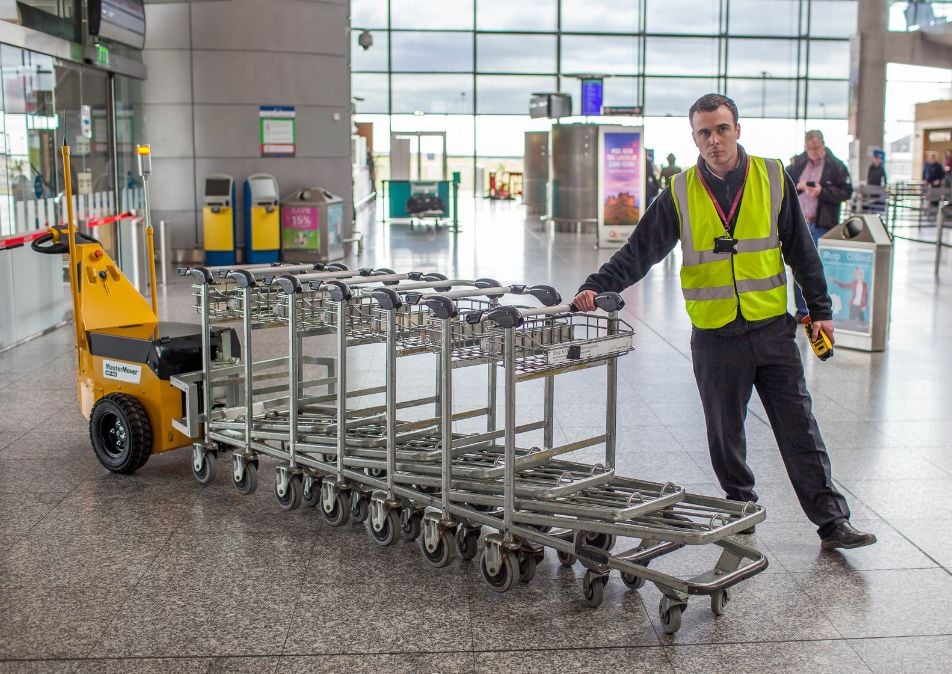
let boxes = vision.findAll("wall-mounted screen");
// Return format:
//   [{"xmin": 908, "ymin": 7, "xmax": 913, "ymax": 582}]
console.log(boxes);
[{"xmin": 88, "ymin": 0, "xmax": 146, "ymax": 50}]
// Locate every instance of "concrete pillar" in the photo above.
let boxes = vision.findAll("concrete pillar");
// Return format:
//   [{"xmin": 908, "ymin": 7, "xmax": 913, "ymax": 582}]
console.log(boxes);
[
  {"xmin": 143, "ymin": 0, "xmax": 352, "ymax": 256},
  {"xmin": 849, "ymin": 0, "xmax": 888, "ymax": 182}
]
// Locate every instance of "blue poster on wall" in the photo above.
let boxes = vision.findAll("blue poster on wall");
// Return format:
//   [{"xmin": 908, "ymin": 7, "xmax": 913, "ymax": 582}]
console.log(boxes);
[{"xmin": 820, "ymin": 247, "xmax": 874, "ymax": 335}]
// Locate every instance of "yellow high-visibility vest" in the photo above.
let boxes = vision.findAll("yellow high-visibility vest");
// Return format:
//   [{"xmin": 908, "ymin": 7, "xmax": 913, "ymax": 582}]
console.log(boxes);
[{"xmin": 670, "ymin": 156, "xmax": 787, "ymax": 329}]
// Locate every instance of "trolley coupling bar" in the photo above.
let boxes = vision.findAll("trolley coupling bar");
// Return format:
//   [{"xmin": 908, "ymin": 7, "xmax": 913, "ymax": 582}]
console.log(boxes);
[
  {"xmin": 305, "ymin": 270, "xmax": 427, "ymax": 292},
  {"xmin": 466, "ymin": 291, "xmax": 625, "ymax": 328},
  {"xmin": 405, "ymin": 283, "xmax": 562, "ymax": 308},
  {"xmin": 273, "ymin": 266, "xmax": 376, "ymax": 294}
]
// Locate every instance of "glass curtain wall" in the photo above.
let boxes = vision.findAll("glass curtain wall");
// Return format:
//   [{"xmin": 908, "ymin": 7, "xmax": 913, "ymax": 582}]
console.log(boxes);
[
  {"xmin": 0, "ymin": 45, "xmax": 145, "ymax": 259},
  {"xmin": 352, "ymin": 0, "xmax": 857, "ymax": 190}
]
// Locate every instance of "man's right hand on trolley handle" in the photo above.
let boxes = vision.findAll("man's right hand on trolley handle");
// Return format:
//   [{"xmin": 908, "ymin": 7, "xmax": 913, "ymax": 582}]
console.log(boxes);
[{"xmin": 573, "ymin": 290, "xmax": 598, "ymax": 312}]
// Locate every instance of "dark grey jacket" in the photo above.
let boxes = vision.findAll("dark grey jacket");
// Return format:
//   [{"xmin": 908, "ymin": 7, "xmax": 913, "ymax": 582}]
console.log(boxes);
[{"xmin": 787, "ymin": 149, "xmax": 853, "ymax": 230}]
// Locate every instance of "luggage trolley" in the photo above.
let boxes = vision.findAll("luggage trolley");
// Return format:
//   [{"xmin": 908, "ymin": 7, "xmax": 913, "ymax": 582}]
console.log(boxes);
[
  {"xmin": 473, "ymin": 301, "xmax": 768, "ymax": 632},
  {"xmin": 264, "ymin": 270, "xmax": 498, "ymax": 520},
  {"xmin": 174, "ymin": 262, "xmax": 370, "ymax": 489}
]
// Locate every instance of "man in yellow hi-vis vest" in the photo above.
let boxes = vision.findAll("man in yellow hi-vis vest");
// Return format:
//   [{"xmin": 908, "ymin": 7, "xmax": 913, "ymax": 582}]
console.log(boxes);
[{"xmin": 574, "ymin": 94, "xmax": 876, "ymax": 551}]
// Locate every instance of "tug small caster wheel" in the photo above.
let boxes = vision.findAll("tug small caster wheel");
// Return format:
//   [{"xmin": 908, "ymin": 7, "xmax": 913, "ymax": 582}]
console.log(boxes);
[
  {"xmin": 557, "ymin": 550, "xmax": 577, "ymax": 567},
  {"xmin": 480, "ymin": 551, "xmax": 520, "ymax": 593}
]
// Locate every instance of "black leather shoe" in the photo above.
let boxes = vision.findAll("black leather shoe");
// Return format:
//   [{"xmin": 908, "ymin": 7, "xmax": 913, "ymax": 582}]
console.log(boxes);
[{"xmin": 820, "ymin": 521, "xmax": 877, "ymax": 550}]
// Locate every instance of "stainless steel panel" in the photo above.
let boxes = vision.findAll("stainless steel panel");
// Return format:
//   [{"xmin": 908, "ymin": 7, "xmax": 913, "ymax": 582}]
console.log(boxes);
[
  {"xmin": 524, "ymin": 131, "xmax": 549, "ymax": 215},
  {"xmin": 549, "ymin": 124, "xmax": 598, "ymax": 224}
]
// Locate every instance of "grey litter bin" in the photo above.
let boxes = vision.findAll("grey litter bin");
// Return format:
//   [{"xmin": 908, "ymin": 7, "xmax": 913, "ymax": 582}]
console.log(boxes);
[
  {"xmin": 280, "ymin": 187, "xmax": 345, "ymax": 262},
  {"xmin": 817, "ymin": 214, "xmax": 893, "ymax": 352}
]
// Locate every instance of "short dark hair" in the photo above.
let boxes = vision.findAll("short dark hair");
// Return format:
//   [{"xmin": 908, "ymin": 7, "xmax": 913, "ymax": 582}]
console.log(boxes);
[{"xmin": 688, "ymin": 94, "xmax": 739, "ymax": 125}]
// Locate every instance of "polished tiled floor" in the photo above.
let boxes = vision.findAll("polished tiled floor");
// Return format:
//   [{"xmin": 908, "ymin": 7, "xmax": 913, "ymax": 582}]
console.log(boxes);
[{"xmin": 2, "ymin": 200, "xmax": 952, "ymax": 672}]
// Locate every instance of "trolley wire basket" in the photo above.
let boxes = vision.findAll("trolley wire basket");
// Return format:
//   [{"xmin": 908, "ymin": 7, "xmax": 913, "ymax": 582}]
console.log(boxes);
[{"xmin": 475, "ymin": 312, "xmax": 634, "ymax": 377}]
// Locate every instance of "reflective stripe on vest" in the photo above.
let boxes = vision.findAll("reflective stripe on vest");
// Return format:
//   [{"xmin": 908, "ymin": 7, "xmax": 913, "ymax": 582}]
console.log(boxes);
[{"xmin": 671, "ymin": 156, "xmax": 787, "ymax": 329}]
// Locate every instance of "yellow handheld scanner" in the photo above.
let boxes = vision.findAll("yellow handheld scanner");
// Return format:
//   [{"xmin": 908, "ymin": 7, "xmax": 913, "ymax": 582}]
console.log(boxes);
[{"xmin": 801, "ymin": 318, "xmax": 833, "ymax": 361}]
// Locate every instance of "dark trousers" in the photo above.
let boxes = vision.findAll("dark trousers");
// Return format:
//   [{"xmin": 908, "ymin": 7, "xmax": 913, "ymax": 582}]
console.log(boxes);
[{"xmin": 690, "ymin": 313, "xmax": 850, "ymax": 536}]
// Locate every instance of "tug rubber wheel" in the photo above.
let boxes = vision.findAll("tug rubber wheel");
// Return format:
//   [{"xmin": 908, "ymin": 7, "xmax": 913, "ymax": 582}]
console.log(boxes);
[{"xmin": 89, "ymin": 393, "xmax": 152, "ymax": 474}]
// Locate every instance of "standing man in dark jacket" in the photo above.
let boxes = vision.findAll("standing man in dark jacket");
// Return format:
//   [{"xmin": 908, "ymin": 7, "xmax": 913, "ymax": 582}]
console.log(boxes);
[
  {"xmin": 573, "ymin": 94, "xmax": 875, "ymax": 550},
  {"xmin": 787, "ymin": 130, "xmax": 853, "ymax": 318}
]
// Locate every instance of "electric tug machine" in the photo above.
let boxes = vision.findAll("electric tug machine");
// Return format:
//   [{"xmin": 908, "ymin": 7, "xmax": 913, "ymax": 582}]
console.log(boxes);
[{"xmin": 30, "ymin": 141, "xmax": 236, "ymax": 473}]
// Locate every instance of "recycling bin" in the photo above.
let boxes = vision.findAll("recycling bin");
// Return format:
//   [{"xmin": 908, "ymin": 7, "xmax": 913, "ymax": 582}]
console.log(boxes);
[
  {"xmin": 817, "ymin": 214, "xmax": 894, "ymax": 352},
  {"xmin": 280, "ymin": 187, "xmax": 344, "ymax": 262}
]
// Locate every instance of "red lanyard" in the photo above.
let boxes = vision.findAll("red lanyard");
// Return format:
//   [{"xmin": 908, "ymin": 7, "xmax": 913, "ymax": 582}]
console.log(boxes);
[{"xmin": 695, "ymin": 160, "xmax": 750, "ymax": 235}]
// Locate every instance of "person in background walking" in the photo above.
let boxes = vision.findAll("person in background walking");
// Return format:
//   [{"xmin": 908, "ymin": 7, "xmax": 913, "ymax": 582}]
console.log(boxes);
[{"xmin": 787, "ymin": 130, "xmax": 853, "ymax": 319}]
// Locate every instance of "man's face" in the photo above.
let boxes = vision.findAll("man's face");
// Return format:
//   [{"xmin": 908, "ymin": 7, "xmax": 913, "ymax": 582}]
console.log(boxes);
[
  {"xmin": 928, "ymin": 153, "xmax": 938, "ymax": 164},
  {"xmin": 806, "ymin": 137, "xmax": 826, "ymax": 162},
  {"xmin": 691, "ymin": 106, "xmax": 740, "ymax": 175}
]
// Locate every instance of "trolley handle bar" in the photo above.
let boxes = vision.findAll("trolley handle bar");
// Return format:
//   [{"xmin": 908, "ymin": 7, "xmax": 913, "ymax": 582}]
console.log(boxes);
[
  {"xmin": 276, "ymin": 267, "xmax": 401, "ymax": 294},
  {"xmin": 368, "ymin": 274, "xmax": 461, "ymax": 294},
  {"xmin": 405, "ymin": 282, "xmax": 559, "ymax": 306},
  {"xmin": 306, "ymin": 270, "xmax": 424, "ymax": 291},
  {"xmin": 284, "ymin": 265, "xmax": 381, "ymax": 287},
  {"xmin": 259, "ymin": 262, "xmax": 350, "ymax": 284},
  {"xmin": 471, "ymin": 291, "xmax": 625, "ymax": 328},
  {"xmin": 369, "ymin": 278, "xmax": 489, "ymax": 311}
]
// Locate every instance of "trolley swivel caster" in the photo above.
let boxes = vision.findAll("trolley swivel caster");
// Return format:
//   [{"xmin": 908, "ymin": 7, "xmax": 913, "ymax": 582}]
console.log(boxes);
[
  {"xmin": 273, "ymin": 465, "xmax": 303, "ymax": 511},
  {"xmin": 319, "ymin": 479, "xmax": 350, "ymax": 527},
  {"xmin": 301, "ymin": 473, "xmax": 322, "ymax": 508},
  {"xmin": 582, "ymin": 569, "xmax": 609, "ymax": 608},
  {"xmin": 659, "ymin": 593, "xmax": 689, "ymax": 635},
  {"xmin": 366, "ymin": 491, "xmax": 401, "ymax": 547},
  {"xmin": 350, "ymin": 490, "xmax": 369, "ymax": 524},
  {"xmin": 191, "ymin": 443, "xmax": 217, "ymax": 485},
  {"xmin": 419, "ymin": 511, "xmax": 456, "ymax": 568},
  {"xmin": 400, "ymin": 506, "xmax": 424, "ymax": 541},
  {"xmin": 479, "ymin": 533, "xmax": 523, "ymax": 593},
  {"xmin": 455, "ymin": 524, "xmax": 480, "ymax": 561},
  {"xmin": 232, "ymin": 453, "xmax": 258, "ymax": 495}
]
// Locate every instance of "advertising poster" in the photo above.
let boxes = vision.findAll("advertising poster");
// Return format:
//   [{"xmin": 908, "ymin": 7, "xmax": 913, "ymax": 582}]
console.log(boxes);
[
  {"xmin": 820, "ymin": 246, "xmax": 874, "ymax": 335},
  {"xmin": 598, "ymin": 126, "xmax": 644, "ymax": 248},
  {"xmin": 281, "ymin": 206, "xmax": 319, "ymax": 250}
]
